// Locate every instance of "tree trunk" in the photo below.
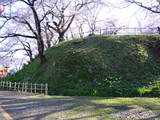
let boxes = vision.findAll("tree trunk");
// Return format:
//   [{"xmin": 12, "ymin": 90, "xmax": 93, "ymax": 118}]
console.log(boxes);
[
  {"xmin": 58, "ymin": 32, "xmax": 65, "ymax": 42},
  {"xmin": 28, "ymin": 50, "xmax": 34, "ymax": 62},
  {"xmin": 39, "ymin": 54, "xmax": 46, "ymax": 64},
  {"xmin": 47, "ymin": 40, "xmax": 51, "ymax": 48},
  {"xmin": 31, "ymin": 6, "xmax": 46, "ymax": 64},
  {"xmin": 37, "ymin": 37, "xmax": 46, "ymax": 64}
]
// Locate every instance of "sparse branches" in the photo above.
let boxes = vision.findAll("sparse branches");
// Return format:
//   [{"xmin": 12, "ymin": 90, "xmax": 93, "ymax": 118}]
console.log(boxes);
[
  {"xmin": 83, "ymin": 7, "xmax": 100, "ymax": 35},
  {"xmin": 125, "ymin": 0, "xmax": 160, "ymax": 14},
  {"xmin": 46, "ymin": 1, "xmax": 75, "ymax": 42},
  {"xmin": 47, "ymin": 0, "xmax": 100, "ymax": 43},
  {"xmin": 102, "ymin": 19, "xmax": 124, "ymax": 35},
  {"xmin": 17, "ymin": 38, "xmax": 34, "ymax": 61},
  {"xmin": 0, "ymin": 0, "xmax": 47, "ymax": 64}
]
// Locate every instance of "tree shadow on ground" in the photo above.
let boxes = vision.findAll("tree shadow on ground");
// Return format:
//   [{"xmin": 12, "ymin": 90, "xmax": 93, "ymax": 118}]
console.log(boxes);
[{"xmin": 0, "ymin": 91, "xmax": 160, "ymax": 120}]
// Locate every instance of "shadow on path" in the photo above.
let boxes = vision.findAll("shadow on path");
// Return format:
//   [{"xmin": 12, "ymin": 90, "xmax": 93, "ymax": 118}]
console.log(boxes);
[{"xmin": 0, "ymin": 91, "xmax": 159, "ymax": 120}]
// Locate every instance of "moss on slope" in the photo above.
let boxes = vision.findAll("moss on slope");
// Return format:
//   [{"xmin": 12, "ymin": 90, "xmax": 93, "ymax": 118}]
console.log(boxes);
[{"xmin": 7, "ymin": 35, "xmax": 160, "ymax": 97}]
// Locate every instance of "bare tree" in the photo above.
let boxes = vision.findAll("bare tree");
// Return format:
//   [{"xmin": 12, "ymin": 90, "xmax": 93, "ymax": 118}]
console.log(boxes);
[
  {"xmin": 16, "ymin": 37, "xmax": 35, "ymax": 61},
  {"xmin": 47, "ymin": 0, "xmax": 100, "ymax": 43},
  {"xmin": 0, "ymin": 0, "xmax": 102, "ymax": 65},
  {"xmin": 0, "ymin": 0, "xmax": 49, "ymax": 64},
  {"xmin": 66, "ymin": 16, "xmax": 85, "ymax": 39},
  {"xmin": 41, "ymin": 4, "xmax": 55, "ymax": 49},
  {"xmin": 82, "ymin": 5, "xmax": 101, "ymax": 35},
  {"xmin": 0, "ymin": 35, "xmax": 37, "ymax": 63},
  {"xmin": 42, "ymin": 21, "xmax": 55, "ymax": 49},
  {"xmin": 75, "ymin": 19, "xmax": 85, "ymax": 38},
  {"xmin": 102, "ymin": 19, "xmax": 124, "ymax": 35}
]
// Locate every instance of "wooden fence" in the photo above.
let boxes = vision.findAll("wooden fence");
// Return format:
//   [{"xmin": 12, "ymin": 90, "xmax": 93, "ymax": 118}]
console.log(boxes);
[{"xmin": 0, "ymin": 81, "xmax": 48, "ymax": 95}]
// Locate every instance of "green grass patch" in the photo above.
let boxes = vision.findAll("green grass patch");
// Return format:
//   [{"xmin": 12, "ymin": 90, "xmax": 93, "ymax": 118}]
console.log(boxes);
[{"xmin": 41, "ymin": 96, "xmax": 160, "ymax": 120}]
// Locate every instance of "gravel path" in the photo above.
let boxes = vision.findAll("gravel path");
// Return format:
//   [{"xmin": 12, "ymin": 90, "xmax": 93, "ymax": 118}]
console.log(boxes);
[
  {"xmin": 0, "ymin": 91, "xmax": 159, "ymax": 120},
  {"xmin": 113, "ymin": 105, "xmax": 160, "ymax": 120}
]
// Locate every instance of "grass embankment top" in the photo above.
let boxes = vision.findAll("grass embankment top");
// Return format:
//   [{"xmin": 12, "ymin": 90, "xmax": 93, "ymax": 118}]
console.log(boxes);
[{"xmin": 7, "ymin": 35, "xmax": 160, "ymax": 97}]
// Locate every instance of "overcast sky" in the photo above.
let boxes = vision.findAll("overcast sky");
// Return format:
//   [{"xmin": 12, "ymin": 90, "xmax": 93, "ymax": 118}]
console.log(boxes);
[
  {"xmin": 1, "ymin": 0, "xmax": 157, "ymax": 28},
  {"xmin": 100, "ymin": 0, "xmax": 158, "ymax": 27}
]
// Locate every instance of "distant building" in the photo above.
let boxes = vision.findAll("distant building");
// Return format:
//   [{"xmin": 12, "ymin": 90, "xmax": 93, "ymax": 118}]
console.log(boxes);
[
  {"xmin": 0, "ymin": 67, "xmax": 8, "ymax": 79},
  {"xmin": 0, "ymin": 67, "xmax": 15, "ymax": 80}
]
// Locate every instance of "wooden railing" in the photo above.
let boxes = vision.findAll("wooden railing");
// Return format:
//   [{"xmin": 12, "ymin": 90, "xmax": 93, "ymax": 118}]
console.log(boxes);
[{"xmin": 0, "ymin": 81, "xmax": 48, "ymax": 95}]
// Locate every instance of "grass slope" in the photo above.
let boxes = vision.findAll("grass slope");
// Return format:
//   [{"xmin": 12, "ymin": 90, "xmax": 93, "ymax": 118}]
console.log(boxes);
[{"xmin": 7, "ymin": 35, "xmax": 160, "ymax": 96}]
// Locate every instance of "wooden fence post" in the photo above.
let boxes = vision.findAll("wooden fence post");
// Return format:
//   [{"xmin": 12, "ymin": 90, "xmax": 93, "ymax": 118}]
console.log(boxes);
[
  {"xmin": 9, "ymin": 82, "xmax": 11, "ymax": 90},
  {"xmin": 34, "ymin": 83, "xmax": 36, "ymax": 93},
  {"xmin": 1, "ymin": 81, "xmax": 2, "ymax": 88},
  {"xmin": 2, "ymin": 81, "xmax": 4, "ymax": 89},
  {"xmin": 0, "ymin": 81, "xmax": 2, "ymax": 88},
  {"xmin": 6, "ymin": 82, "xmax": 8, "ymax": 89},
  {"xmin": 45, "ymin": 83, "xmax": 48, "ymax": 95},
  {"xmin": 18, "ymin": 82, "xmax": 20, "ymax": 91},
  {"xmin": 7, "ymin": 82, "xmax": 8, "ymax": 89},
  {"xmin": 0, "ymin": 81, "xmax": 48, "ymax": 95},
  {"xmin": 1, "ymin": 81, "xmax": 2, "ymax": 87},
  {"xmin": 41, "ymin": 84, "xmax": 43, "ymax": 94},
  {"xmin": 7, "ymin": 82, "xmax": 9, "ymax": 89},
  {"xmin": 30, "ymin": 83, "xmax": 32, "ymax": 93},
  {"xmin": 25, "ymin": 83, "xmax": 28, "ymax": 92},
  {"xmin": 4, "ymin": 82, "xmax": 5, "ymax": 88},
  {"xmin": 14, "ymin": 82, "xmax": 16, "ymax": 90},
  {"xmin": 22, "ymin": 82, "xmax": 24, "ymax": 92},
  {"xmin": 25, "ymin": 83, "xmax": 26, "ymax": 92}
]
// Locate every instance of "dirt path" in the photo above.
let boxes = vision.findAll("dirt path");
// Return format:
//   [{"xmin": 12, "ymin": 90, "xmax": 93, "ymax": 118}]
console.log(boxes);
[
  {"xmin": 0, "ymin": 91, "xmax": 85, "ymax": 120},
  {"xmin": 0, "ymin": 91, "xmax": 159, "ymax": 120}
]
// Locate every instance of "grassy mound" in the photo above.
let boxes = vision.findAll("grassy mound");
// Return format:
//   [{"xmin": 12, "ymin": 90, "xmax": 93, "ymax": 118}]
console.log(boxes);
[{"xmin": 7, "ymin": 35, "xmax": 160, "ymax": 97}]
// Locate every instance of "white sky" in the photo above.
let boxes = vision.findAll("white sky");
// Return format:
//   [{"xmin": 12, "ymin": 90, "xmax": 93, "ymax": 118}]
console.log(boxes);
[
  {"xmin": 99, "ymin": 0, "xmax": 152, "ymax": 27},
  {"xmin": 1, "ymin": 0, "xmax": 153, "ymax": 27},
  {"xmin": 1, "ymin": 0, "xmax": 155, "ymax": 29}
]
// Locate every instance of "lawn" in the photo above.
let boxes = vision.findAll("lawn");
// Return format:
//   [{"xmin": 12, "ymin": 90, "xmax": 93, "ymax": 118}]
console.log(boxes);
[{"xmin": 42, "ymin": 96, "xmax": 160, "ymax": 120}]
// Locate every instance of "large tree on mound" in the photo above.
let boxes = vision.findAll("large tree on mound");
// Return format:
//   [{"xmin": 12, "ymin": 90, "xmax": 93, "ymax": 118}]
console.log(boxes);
[
  {"xmin": 0, "ymin": 0, "xmax": 47, "ymax": 64},
  {"xmin": 0, "ymin": 0, "xmax": 102, "ymax": 64}
]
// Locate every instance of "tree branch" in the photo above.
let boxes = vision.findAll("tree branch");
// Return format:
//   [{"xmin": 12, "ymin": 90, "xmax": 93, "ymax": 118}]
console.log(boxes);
[
  {"xmin": 125, "ymin": 0, "xmax": 160, "ymax": 13},
  {"xmin": 0, "ymin": 34, "xmax": 36, "ymax": 39}
]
